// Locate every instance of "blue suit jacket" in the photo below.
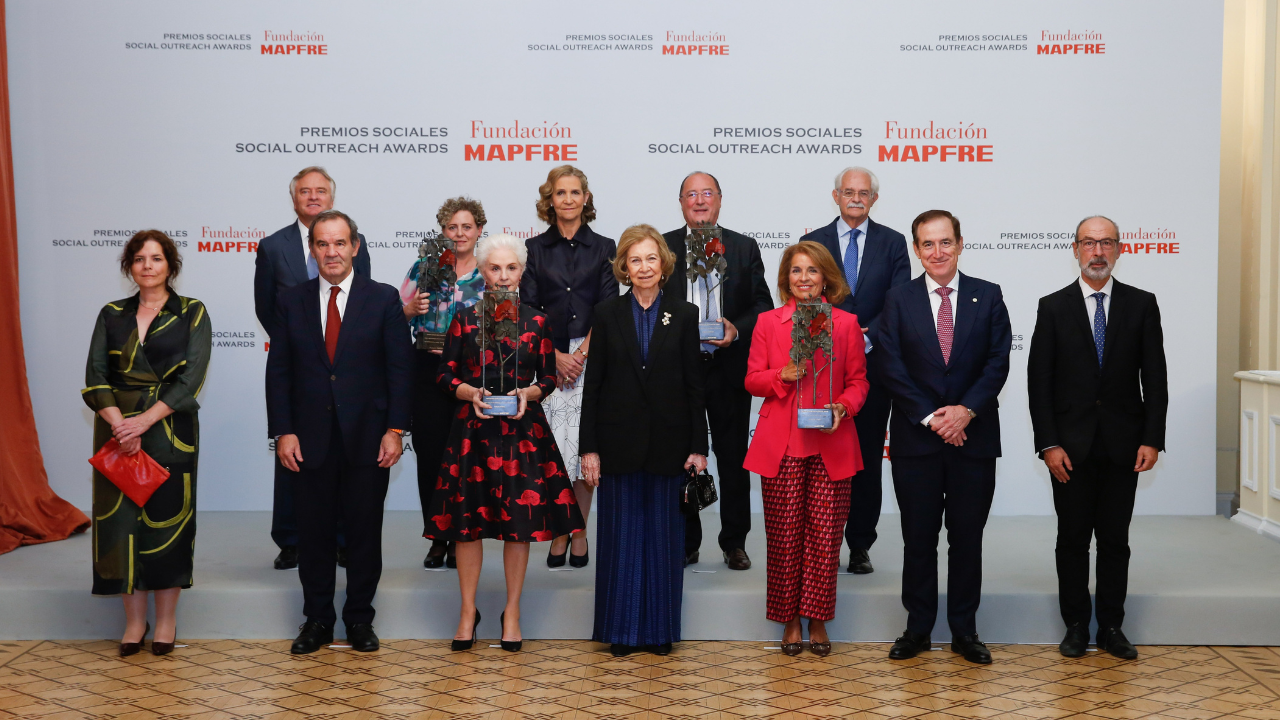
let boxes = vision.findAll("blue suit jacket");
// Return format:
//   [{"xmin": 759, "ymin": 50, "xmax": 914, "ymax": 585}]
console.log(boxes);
[
  {"xmin": 876, "ymin": 272, "xmax": 1011, "ymax": 458},
  {"xmin": 800, "ymin": 217, "xmax": 910, "ymax": 351},
  {"xmin": 254, "ymin": 221, "xmax": 371, "ymax": 339},
  {"xmin": 265, "ymin": 273, "xmax": 413, "ymax": 468}
]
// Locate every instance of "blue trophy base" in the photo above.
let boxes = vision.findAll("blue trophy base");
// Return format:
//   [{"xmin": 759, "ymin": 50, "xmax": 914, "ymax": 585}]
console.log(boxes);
[
  {"xmin": 483, "ymin": 395, "xmax": 519, "ymax": 417},
  {"xmin": 699, "ymin": 320, "xmax": 725, "ymax": 341},
  {"xmin": 796, "ymin": 408, "xmax": 834, "ymax": 429}
]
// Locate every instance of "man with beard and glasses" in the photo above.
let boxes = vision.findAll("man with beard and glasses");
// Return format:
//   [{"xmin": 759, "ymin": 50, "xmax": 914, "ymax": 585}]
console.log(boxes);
[
  {"xmin": 1027, "ymin": 215, "xmax": 1168, "ymax": 661},
  {"xmin": 800, "ymin": 167, "xmax": 910, "ymax": 575}
]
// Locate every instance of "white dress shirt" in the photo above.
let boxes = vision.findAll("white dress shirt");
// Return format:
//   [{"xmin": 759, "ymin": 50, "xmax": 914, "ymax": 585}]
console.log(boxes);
[
  {"xmin": 920, "ymin": 272, "xmax": 961, "ymax": 428},
  {"xmin": 298, "ymin": 218, "xmax": 312, "ymax": 258},
  {"xmin": 835, "ymin": 216, "xmax": 870, "ymax": 285},
  {"xmin": 319, "ymin": 270, "xmax": 353, "ymax": 335},
  {"xmin": 1080, "ymin": 275, "xmax": 1114, "ymax": 324}
]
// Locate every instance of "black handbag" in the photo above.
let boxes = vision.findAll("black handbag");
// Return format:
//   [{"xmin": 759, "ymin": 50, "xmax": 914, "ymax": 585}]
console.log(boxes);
[{"xmin": 680, "ymin": 466, "xmax": 718, "ymax": 516}]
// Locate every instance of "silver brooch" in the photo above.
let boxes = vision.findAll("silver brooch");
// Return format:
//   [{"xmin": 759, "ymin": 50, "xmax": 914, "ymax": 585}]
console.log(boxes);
[{"xmin": 662, "ymin": 312, "xmax": 671, "ymax": 325}]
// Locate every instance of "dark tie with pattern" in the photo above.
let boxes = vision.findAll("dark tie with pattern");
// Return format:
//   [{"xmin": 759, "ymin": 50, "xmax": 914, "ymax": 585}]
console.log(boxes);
[
  {"xmin": 1091, "ymin": 291, "xmax": 1106, "ymax": 365},
  {"xmin": 936, "ymin": 287, "xmax": 954, "ymax": 364},
  {"xmin": 844, "ymin": 228, "xmax": 861, "ymax": 294},
  {"xmin": 326, "ymin": 286, "xmax": 341, "ymax": 363}
]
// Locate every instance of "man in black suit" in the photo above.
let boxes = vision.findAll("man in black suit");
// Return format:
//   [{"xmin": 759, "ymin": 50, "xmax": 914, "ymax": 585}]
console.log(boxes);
[
  {"xmin": 662, "ymin": 171, "xmax": 773, "ymax": 570},
  {"xmin": 1027, "ymin": 215, "xmax": 1167, "ymax": 661},
  {"xmin": 877, "ymin": 210, "xmax": 1011, "ymax": 665},
  {"xmin": 255, "ymin": 166, "xmax": 371, "ymax": 570},
  {"xmin": 800, "ymin": 167, "xmax": 911, "ymax": 575},
  {"xmin": 266, "ymin": 210, "xmax": 413, "ymax": 654}
]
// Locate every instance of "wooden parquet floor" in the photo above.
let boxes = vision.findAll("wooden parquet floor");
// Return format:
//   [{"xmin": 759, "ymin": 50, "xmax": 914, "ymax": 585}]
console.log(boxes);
[{"xmin": 1, "ymin": 639, "xmax": 1280, "ymax": 719}]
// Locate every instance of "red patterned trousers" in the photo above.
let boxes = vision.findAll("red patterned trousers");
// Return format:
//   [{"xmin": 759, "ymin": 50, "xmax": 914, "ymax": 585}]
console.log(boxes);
[{"xmin": 761, "ymin": 455, "xmax": 851, "ymax": 623}]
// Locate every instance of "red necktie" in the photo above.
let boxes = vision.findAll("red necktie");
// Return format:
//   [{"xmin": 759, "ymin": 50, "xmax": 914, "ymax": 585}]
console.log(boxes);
[
  {"xmin": 326, "ymin": 286, "xmax": 341, "ymax": 363},
  {"xmin": 935, "ymin": 287, "xmax": 953, "ymax": 364}
]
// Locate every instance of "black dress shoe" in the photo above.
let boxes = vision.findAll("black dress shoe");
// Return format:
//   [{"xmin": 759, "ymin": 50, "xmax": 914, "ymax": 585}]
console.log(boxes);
[
  {"xmin": 336, "ymin": 547, "xmax": 348, "ymax": 569},
  {"xmin": 1059, "ymin": 623, "xmax": 1090, "ymax": 658},
  {"xmin": 445, "ymin": 543, "xmax": 457, "ymax": 569},
  {"xmin": 1097, "ymin": 627, "xmax": 1138, "ymax": 660},
  {"xmin": 684, "ymin": 550, "xmax": 699, "ymax": 567},
  {"xmin": 723, "ymin": 548, "xmax": 751, "ymax": 570},
  {"xmin": 569, "ymin": 538, "xmax": 589, "ymax": 568},
  {"xmin": 424, "ymin": 541, "xmax": 448, "ymax": 569},
  {"xmin": 346, "ymin": 623, "xmax": 379, "ymax": 652},
  {"xmin": 119, "ymin": 621, "xmax": 150, "ymax": 657},
  {"xmin": 951, "ymin": 634, "xmax": 992, "ymax": 664},
  {"xmin": 648, "ymin": 642, "xmax": 672, "ymax": 656},
  {"xmin": 451, "ymin": 610, "xmax": 480, "ymax": 651},
  {"xmin": 888, "ymin": 630, "xmax": 931, "ymax": 660},
  {"xmin": 291, "ymin": 620, "xmax": 334, "ymax": 655},
  {"xmin": 847, "ymin": 548, "xmax": 874, "ymax": 574},
  {"xmin": 274, "ymin": 546, "xmax": 298, "ymax": 570},
  {"xmin": 610, "ymin": 643, "xmax": 633, "ymax": 657}
]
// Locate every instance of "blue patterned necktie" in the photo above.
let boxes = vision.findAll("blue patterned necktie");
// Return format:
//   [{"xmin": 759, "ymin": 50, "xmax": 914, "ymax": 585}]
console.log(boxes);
[
  {"xmin": 1091, "ymin": 292, "xmax": 1107, "ymax": 365},
  {"xmin": 844, "ymin": 228, "xmax": 861, "ymax": 294}
]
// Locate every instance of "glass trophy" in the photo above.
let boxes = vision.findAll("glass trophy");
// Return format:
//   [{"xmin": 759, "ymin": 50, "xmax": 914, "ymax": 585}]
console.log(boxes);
[
  {"xmin": 791, "ymin": 300, "xmax": 836, "ymax": 429},
  {"xmin": 414, "ymin": 231, "xmax": 456, "ymax": 352},
  {"xmin": 686, "ymin": 223, "xmax": 728, "ymax": 341},
  {"xmin": 479, "ymin": 289, "xmax": 521, "ymax": 417}
]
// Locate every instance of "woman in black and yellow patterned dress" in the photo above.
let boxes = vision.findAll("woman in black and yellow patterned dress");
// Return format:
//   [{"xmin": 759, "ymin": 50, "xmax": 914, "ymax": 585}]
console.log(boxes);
[{"xmin": 82, "ymin": 230, "xmax": 211, "ymax": 656}]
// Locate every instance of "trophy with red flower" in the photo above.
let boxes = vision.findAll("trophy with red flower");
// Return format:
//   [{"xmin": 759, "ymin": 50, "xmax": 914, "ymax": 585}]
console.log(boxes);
[
  {"xmin": 686, "ymin": 223, "xmax": 729, "ymax": 340},
  {"xmin": 791, "ymin": 300, "xmax": 836, "ymax": 428},
  {"xmin": 479, "ymin": 289, "xmax": 521, "ymax": 416},
  {"xmin": 415, "ymin": 231, "xmax": 457, "ymax": 351}
]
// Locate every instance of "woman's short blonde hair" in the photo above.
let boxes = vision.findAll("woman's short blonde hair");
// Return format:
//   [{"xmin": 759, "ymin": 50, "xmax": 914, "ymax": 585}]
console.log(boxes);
[
  {"xmin": 777, "ymin": 241, "xmax": 850, "ymax": 305},
  {"xmin": 535, "ymin": 165, "xmax": 597, "ymax": 225},
  {"xmin": 613, "ymin": 224, "xmax": 676, "ymax": 287}
]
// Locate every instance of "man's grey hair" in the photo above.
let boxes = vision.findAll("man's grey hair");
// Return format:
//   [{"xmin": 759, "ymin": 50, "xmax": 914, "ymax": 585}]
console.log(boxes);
[
  {"xmin": 1074, "ymin": 215, "xmax": 1120, "ymax": 242},
  {"xmin": 476, "ymin": 233, "xmax": 528, "ymax": 267},
  {"xmin": 290, "ymin": 166, "xmax": 336, "ymax": 197},
  {"xmin": 679, "ymin": 171, "xmax": 722, "ymax": 197},
  {"xmin": 834, "ymin": 166, "xmax": 880, "ymax": 195}
]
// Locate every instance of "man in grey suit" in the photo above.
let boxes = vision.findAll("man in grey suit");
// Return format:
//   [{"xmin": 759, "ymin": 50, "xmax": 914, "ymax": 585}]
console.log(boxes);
[{"xmin": 255, "ymin": 166, "xmax": 371, "ymax": 569}]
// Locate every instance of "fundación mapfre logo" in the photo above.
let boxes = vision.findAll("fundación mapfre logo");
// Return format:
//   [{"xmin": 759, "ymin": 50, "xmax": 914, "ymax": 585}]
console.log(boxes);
[
  {"xmin": 260, "ymin": 30, "xmax": 327, "ymax": 56},
  {"xmin": 662, "ymin": 31, "xmax": 728, "ymax": 56},
  {"xmin": 878, "ymin": 121, "xmax": 993, "ymax": 163},
  {"xmin": 1037, "ymin": 30, "xmax": 1105, "ymax": 56},
  {"xmin": 464, "ymin": 121, "xmax": 578, "ymax": 162},
  {"xmin": 197, "ymin": 225, "xmax": 267, "ymax": 252}
]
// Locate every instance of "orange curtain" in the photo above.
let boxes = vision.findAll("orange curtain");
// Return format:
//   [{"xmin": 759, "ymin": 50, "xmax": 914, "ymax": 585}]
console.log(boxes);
[{"xmin": 0, "ymin": 0, "xmax": 90, "ymax": 554}]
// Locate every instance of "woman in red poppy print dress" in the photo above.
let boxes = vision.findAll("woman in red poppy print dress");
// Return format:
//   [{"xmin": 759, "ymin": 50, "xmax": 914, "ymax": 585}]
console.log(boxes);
[{"xmin": 428, "ymin": 233, "xmax": 585, "ymax": 652}]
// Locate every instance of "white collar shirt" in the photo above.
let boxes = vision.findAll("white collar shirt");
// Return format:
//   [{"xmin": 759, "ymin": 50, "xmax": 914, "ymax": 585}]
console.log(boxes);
[
  {"xmin": 319, "ymin": 270, "xmax": 354, "ymax": 335},
  {"xmin": 1079, "ymin": 275, "xmax": 1114, "ymax": 324},
  {"xmin": 298, "ymin": 218, "xmax": 312, "ymax": 261}
]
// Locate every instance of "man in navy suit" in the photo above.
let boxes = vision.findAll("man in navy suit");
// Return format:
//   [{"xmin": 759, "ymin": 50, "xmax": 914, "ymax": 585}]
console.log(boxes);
[
  {"xmin": 800, "ymin": 167, "xmax": 910, "ymax": 574},
  {"xmin": 876, "ymin": 210, "xmax": 1011, "ymax": 664},
  {"xmin": 266, "ymin": 210, "xmax": 413, "ymax": 654},
  {"xmin": 255, "ymin": 166, "xmax": 371, "ymax": 569}
]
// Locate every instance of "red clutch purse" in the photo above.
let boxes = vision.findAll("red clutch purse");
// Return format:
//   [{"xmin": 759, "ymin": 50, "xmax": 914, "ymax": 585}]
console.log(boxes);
[{"xmin": 89, "ymin": 438, "xmax": 171, "ymax": 507}]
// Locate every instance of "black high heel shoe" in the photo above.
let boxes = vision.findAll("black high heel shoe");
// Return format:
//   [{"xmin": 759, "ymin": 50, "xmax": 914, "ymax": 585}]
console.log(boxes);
[
  {"xmin": 569, "ymin": 536, "xmax": 589, "ymax": 569},
  {"xmin": 152, "ymin": 625, "xmax": 177, "ymax": 656},
  {"xmin": 119, "ymin": 621, "xmax": 149, "ymax": 657},
  {"xmin": 424, "ymin": 540, "xmax": 448, "ymax": 569},
  {"xmin": 499, "ymin": 611, "xmax": 522, "ymax": 652},
  {"xmin": 451, "ymin": 609, "xmax": 480, "ymax": 651},
  {"xmin": 547, "ymin": 537, "xmax": 568, "ymax": 568},
  {"xmin": 445, "ymin": 541, "xmax": 457, "ymax": 569}
]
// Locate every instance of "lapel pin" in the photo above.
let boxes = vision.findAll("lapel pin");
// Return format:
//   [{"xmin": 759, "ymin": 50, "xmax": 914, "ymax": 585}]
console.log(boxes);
[
  {"xmin": 971, "ymin": 297, "xmax": 977, "ymax": 302},
  {"xmin": 662, "ymin": 312, "xmax": 671, "ymax": 325}
]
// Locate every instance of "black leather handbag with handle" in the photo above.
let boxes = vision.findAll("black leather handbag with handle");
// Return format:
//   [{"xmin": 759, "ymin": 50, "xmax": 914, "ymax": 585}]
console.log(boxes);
[{"xmin": 679, "ymin": 466, "xmax": 718, "ymax": 516}]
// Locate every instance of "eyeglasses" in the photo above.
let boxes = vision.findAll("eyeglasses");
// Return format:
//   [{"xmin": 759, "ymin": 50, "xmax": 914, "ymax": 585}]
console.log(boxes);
[
  {"xmin": 681, "ymin": 190, "xmax": 720, "ymax": 201},
  {"xmin": 1079, "ymin": 239, "xmax": 1117, "ymax": 251},
  {"xmin": 838, "ymin": 189, "xmax": 873, "ymax": 200}
]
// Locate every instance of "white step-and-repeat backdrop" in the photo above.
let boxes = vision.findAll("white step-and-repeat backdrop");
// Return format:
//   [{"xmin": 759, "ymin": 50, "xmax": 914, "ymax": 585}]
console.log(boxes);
[{"xmin": 12, "ymin": 2, "xmax": 1222, "ymax": 515}]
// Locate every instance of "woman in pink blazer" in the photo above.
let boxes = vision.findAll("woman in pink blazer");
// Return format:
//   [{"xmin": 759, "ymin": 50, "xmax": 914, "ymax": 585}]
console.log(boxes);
[{"xmin": 744, "ymin": 241, "xmax": 869, "ymax": 657}]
